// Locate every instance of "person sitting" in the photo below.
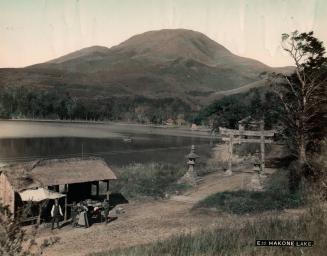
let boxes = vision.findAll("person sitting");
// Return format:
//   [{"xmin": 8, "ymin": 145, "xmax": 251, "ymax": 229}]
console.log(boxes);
[{"xmin": 51, "ymin": 199, "xmax": 63, "ymax": 230}]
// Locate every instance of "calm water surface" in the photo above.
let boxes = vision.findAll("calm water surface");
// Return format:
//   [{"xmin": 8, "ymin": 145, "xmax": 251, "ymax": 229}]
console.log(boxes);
[{"xmin": 0, "ymin": 121, "xmax": 213, "ymax": 167}]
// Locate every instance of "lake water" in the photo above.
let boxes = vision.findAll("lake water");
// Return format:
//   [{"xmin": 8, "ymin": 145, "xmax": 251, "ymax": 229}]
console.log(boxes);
[{"xmin": 0, "ymin": 121, "xmax": 213, "ymax": 167}]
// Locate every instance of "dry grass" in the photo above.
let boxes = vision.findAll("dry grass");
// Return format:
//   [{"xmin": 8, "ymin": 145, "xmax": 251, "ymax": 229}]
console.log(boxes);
[{"xmin": 91, "ymin": 203, "xmax": 327, "ymax": 256}]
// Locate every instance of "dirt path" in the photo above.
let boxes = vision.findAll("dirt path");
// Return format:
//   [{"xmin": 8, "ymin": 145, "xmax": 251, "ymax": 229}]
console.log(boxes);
[
  {"xmin": 37, "ymin": 170, "xmax": 271, "ymax": 256},
  {"xmin": 170, "ymin": 170, "xmax": 252, "ymax": 203}
]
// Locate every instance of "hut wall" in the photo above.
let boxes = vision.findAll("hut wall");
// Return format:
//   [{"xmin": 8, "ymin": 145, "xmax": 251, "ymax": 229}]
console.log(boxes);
[{"xmin": 0, "ymin": 173, "xmax": 15, "ymax": 213}]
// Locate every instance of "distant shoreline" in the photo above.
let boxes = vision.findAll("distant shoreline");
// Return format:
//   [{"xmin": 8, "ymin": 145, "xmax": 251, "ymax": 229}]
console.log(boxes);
[
  {"xmin": 0, "ymin": 119, "xmax": 213, "ymax": 139},
  {"xmin": 0, "ymin": 118, "xmax": 107, "ymax": 124}
]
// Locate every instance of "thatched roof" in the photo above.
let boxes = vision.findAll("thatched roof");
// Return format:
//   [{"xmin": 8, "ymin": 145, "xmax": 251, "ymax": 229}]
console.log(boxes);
[{"xmin": 0, "ymin": 157, "xmax": 117, "ymax": 192}]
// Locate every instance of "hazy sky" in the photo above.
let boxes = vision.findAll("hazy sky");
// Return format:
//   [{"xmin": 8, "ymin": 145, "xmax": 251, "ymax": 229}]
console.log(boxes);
[{"xmin": 0, "ymin": 0, "xmax": 326, "ymax": 68}]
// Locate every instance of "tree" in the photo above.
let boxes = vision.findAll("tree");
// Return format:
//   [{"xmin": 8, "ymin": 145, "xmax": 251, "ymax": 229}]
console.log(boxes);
[
  {"xmin": 0, "ymin": 202, "xmax": 59, "ymax": 256},
  {"xmin": 249, "ymin": 89, "xmax": 263, "ymax": 119},
  {"xmin": 269, "ymin": 31, "xmax": 327, "ymax": 192}
]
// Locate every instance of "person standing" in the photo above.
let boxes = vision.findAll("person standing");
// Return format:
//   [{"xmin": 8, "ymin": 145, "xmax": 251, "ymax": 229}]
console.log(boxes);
[
  {"xmin": 102, "ymin": 199, "xmax": 110, "ymax": 223},
  {"xmin": 78, "ymin": 202, "xmax": 89, "ymax": 228},
  {"xmin": 70, "ymin": 201, "xmax": 78, "ymax": 227},
  {"xmin": 51, "ymin": 199, "xmax": 63, "ymax": 230}
]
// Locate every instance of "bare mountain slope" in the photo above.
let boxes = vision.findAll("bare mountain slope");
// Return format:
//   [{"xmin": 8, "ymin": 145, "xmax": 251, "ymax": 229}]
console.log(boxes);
[
  {"xmin": 48, "ymin": 46, "xmax": 111, "ymax": 64},
  {"xmin": 0, "ymin": 29, "xmax": 290, "ymax": 107}
]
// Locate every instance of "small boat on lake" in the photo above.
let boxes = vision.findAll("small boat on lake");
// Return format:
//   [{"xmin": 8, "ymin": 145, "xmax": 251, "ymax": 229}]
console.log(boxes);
[{"xmin": 123, "ymin": 137, "xmax": 133, "ymax": 143}]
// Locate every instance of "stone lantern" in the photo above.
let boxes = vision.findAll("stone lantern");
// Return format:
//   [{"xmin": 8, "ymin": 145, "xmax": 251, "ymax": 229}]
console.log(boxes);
[
  {"xmin": 253, "ymin": 149, "xmax": 261, "ymax": 172},
  {"xmin": 183, "ymin": 145, "xmax": 199, "ymax": 184}
]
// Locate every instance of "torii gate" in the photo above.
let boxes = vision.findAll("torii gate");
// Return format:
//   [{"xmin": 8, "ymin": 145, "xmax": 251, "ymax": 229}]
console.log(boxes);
[{"xmin": 219, "ymin": 120, "xmax": 276, "ymax": 173}]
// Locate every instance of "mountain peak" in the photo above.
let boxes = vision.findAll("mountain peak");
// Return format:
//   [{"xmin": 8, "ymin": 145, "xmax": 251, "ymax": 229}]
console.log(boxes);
[{"xmin": 111, "ymin": 29, "xmax": 232, "ymax": 64}]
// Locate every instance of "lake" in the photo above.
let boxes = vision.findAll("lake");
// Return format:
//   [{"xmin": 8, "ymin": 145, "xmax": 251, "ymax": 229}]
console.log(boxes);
[{"xmin": 0, "ymin": 121, "xmax": 213, "ymax": 167}]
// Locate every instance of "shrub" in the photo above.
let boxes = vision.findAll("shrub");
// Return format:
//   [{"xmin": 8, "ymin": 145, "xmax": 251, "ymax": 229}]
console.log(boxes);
[
  {"xmin": 0, "ymin": 202, "xmax": 59, "ymax": 256},
  {"xmin": 0, "ymin": 199, "xmax": 61, "ymax": 256},
  {"xmin": 110, "ymin": 163, "xmax": 187, "ymax": 199}
]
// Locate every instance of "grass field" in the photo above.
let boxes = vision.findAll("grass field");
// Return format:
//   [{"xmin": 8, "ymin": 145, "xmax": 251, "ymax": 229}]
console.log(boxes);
[
  {"xmin": 91, "ymin": 203, "xmax": 326, "ymax": 256},
  {"xmin": 110, "ymin": 161, "xmax": 220, "ymax": 200},
  {"xmin": 88, "ymin": 169, "xmax": 325, "ymax": 256},
  {"xmin": 110, "ymin": 162, "xmax": 189, "ymax": 199},
  {"xmin": 194, "ymin": 170, "xmax": 304, "ymax": 214}
]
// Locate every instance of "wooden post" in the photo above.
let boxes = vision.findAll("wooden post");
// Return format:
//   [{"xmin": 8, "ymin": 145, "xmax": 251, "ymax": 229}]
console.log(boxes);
[
  {"xmin": 37, "ymin": 203, "xmax": 41, "ymax": 225},
  {"xmin": 238, "ymin": 123, "xmax": 244, "ymax": 143},
  {"xmin": 96, "ymin": 182, "xmax": 100, "ymax": 197},
  {"xmin": 260, "ymin": 122, "xmax": 265, "ymax": 173},
  {"xmin": 106, "ymin": 180, "xmax": 110, "ymax": 200},
  {"xmin": 228, "ymin": 134, "xmax": 233, "ymax": 172},
  {"xmin": 64, "ymin": 196, "xmax": 67, "ymax": 221},
  {"xmin": 210, "ymin": 131, "xmax": 213, "ymax": 146},
  {"xmin": 11, "ymin": 190, "xmax": 15, "ymax": 219}
]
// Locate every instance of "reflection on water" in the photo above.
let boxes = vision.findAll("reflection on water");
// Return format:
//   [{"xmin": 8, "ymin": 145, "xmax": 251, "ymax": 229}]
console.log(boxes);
[{"xmin": 0, "ymin": 133, "xmax": 212, "ymax": 167}]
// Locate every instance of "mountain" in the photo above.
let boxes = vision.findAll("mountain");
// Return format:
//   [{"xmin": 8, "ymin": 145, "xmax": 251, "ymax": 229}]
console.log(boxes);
[{"xmin": 0, "ymin": 29, "xmax": 290, "ymax": 109}]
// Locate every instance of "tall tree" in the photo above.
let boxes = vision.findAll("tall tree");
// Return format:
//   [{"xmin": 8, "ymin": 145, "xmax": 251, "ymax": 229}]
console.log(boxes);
[{"xmin": 270, "ymin": 31, "xmax": 327, "ymax": 191}]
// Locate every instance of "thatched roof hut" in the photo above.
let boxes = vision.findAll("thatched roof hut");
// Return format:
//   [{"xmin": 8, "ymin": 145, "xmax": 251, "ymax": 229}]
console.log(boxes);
[{"xmin": 0, "ymin": 157, "xmax": 117, "ymax": 215}]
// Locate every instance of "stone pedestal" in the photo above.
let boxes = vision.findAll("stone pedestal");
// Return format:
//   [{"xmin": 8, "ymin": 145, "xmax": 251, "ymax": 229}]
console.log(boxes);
[
  {"xmin": 249, "ymin": 174, "xmax": 264, "ymax": 191},
  {"xmin": 180, "ymin": 168, "xmax": 198, "ymax": 185},
  {"xmin": 179, "ymin": 145, "xmax": 200, "ymax": 186},
  {"xmin": 224, "ymin": 169, "xmax": 233, "ymax": 176}
]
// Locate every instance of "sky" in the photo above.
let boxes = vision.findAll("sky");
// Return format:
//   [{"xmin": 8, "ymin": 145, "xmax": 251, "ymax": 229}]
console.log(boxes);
[{"xmin": 0, "ymin": 0, "xmax": 326, "ymax": 68}]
